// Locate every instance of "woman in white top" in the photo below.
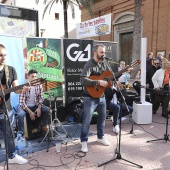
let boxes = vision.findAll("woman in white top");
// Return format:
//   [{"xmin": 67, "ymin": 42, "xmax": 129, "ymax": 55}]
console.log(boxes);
[{"xmin": 152, "ymin": 59, "xmax": 170, "ymax": 118}]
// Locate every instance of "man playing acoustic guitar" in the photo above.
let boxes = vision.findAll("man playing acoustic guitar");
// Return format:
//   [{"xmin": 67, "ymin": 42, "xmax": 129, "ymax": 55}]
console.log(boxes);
[
  {"xmin": 80, "ymin": 44, "xmax": 110, "ymax": 152},
  {"xmin": 0, "ymin": 44, "xmax": 29, "ymax": 164}
]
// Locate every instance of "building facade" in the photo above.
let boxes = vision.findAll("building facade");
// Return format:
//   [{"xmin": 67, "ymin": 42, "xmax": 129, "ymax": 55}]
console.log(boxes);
[
  {"xmin": 81, "ymin": 0, "xmax": 170, "ymax": 62},
  {"xmin": 1, "ymin": 0, "xmax": 81, "ymax": 38}
]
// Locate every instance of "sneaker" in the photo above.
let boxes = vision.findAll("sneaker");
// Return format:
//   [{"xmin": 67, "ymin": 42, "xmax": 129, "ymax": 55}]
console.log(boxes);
[
  {"xmin": 81, "ymin": 141, "xmax": 88, "ymax": 152},
  {"xmin": 113, "ymin": 125, "xmax": 120, "ymax": 134},
  {"xmin": 153, "ymin": 111, "xmax": 156, "ymax": 114},
  {"xmin": 162, "ymin": 114, "xmax": 169, "ymax": 119},
  {"xmin": 111, "ymin": 116, "xmax": 113, "ymax": 122},
  {"xmin": 9, "ymin": 154, "xmax": 28, "ymax": 164},
  {"xmin": 97, "ymin": 137, "xmax": 110, "ymax": 146}
]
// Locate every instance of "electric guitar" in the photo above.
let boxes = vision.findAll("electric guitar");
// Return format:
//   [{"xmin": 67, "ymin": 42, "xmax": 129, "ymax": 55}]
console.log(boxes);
[
  {"xmin": 86, "ymin": 59, "xmax": 141, "ymax": 98},
  {"xmin": 0, "ymin": 78, "xmax": 45, "ymax": 104}
]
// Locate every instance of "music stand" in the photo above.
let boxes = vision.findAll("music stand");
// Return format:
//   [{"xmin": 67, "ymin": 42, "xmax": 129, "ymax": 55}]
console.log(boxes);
[{"xmin": 98, "ymin": 60, "xmax": 143, "ymax": 168}]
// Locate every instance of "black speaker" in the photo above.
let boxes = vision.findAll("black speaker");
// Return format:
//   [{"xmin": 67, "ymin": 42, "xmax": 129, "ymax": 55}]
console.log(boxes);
[{"xmin": 66, "ymin": 98, "xmax": 83, "ymax": 123}]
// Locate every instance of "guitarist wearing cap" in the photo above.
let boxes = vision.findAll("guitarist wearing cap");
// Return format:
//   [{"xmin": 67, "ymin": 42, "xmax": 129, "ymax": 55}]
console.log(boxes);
[
  {"xmin": 80, "ymin": 44, "xmax": 110, "ymax": 153},
  {"xmin": 0, "ymin": 44, "xmax": 29, "ymax": 164}
]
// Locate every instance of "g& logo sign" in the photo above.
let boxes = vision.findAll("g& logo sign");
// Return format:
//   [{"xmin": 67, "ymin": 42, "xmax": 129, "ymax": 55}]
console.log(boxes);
[{"xmin": 66, "ymin": 43, "xmax": 91, "ymax": 62}]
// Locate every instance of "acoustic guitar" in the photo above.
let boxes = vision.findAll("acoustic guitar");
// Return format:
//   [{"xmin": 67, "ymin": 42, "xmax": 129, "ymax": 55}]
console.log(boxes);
[
  {"xmin": 86, "ymin": 59, "xmax": 141, "ymax": 98},
  {"xmin": 0, "ymin": 78, "xmax": 45, "ymax": 104}
]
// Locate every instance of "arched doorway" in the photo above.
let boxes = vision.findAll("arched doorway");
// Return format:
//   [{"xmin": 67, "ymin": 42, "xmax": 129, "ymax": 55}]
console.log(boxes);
[{"xmin": 113, "ymin": 12, "xmax": 134, "ymax": 65}]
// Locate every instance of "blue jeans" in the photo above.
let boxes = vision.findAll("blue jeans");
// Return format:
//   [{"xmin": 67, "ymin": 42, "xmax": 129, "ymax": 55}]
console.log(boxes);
[
  {"xmin": 109, "ymin": 101, "xmax": 120, "ymax": 127},
  {"xmin": 0, "ymin": 110, "xmax": 16, "ymax": 158},
  {"xmin": 17, "ymin": 105, "xmax": 49, "ymax": 135},
  {"xmin": 119, "ymin": 103, "xmax": 133, "ymax": 118},
  {"xmin": 109, "ymin": 102, "xmax": 133, "ymax": 127},
  {"xmin": 80, "ymin": 96, "xmax": 106, "ymax": 142}
]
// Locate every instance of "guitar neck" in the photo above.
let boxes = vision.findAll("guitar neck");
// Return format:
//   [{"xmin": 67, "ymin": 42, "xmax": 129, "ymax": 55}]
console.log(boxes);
[
  {"xmin": 107, "ymin": 67, "xmax": 129, "ymax": 81},
  {"xmin": 114, "ymin": 67, "xmax": 129, "ymax": 78},
  {"xmin": 0, "ymin": 78, "xmax": 45, "ymax": 98},
  {"xmin": 0, "ymin": 83, "xmax": 28, "ymax": 96}
]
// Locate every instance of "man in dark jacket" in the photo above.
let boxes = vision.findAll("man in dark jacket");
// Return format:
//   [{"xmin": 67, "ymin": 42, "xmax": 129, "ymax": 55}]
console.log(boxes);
[
  {"xmin": 146, "ymin": 58, "xmax": 161, "ymax": 106},
  {"xmin": 80, "ymin": 44, "xmax": 110, "ymax": 153}
]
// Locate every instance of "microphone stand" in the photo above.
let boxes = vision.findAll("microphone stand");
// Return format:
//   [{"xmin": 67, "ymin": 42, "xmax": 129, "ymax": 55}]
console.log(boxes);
[
  {"xmin": 0, "ymin": 80, "xmax": 13, "ymax": 170},
  {"xmin": 129, "ymin": 123, "xmax": 134, "ymax": 134},
  {"xmin": 98, "ymin": 59, "xmax": 143, "ymax": 168},
  {"xmin": 130, "ymin": 83, "xmax": 170, "ymax": 142},
  {"xmin": 147, "ymin": 88, "xmax": 170, "ymax": 143}
]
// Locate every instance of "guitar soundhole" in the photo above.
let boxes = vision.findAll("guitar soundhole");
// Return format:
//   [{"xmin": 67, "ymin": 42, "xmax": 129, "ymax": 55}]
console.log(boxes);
[{"xmin": 95, "ymin": 86, "xmax": 99, "ymax": 91}]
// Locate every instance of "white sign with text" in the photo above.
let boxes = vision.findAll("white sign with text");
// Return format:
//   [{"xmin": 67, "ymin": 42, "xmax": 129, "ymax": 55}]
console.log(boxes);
[{"xmin": 76, "ymin": 13, "xmax": 111, "ymax": 39}]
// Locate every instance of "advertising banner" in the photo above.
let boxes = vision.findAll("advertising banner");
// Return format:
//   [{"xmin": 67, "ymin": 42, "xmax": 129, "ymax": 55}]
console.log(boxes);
[
  {"xmin": 63, "ymin": 39, "xmax": 93, "ymax": 102},
  {"xmin": 26, "ymin": 38, "xmax": 62, "ymax": 97},
  {"xmin": 76, "ymin": 14, "xmax": 111, "ymax": 39}
]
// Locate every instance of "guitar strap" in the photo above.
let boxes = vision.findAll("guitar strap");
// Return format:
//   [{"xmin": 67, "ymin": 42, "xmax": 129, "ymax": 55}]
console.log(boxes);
[{"xmin": 5, "ymin": 65, "xmax": 9, "ymax": 89}]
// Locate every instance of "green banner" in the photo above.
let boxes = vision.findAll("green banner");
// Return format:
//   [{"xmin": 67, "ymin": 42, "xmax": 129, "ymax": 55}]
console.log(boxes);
[{"xmin": 26, "ymin": 38, "xmax": 62, "ymax": 97}]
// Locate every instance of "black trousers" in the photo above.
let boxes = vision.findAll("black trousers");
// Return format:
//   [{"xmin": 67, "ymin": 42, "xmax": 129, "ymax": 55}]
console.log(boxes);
[{"xmin": 153, "ymin": 93, "xmax": 170, "ymax": 115}]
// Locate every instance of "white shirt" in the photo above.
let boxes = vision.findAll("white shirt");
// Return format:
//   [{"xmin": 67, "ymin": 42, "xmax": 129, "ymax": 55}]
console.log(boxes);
[
  {"xmin": 26, "ymin": 86, "xmax": 36, "ymax": 107},
  {"xmin": 110, "ymin": 85, "xmax": 118, "ymax": 104}
]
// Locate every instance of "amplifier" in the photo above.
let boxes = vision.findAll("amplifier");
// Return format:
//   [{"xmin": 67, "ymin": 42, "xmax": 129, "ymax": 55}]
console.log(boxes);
[{"xmin": 132, "ymin": 101, "xmax": 152, "ymax": 124}]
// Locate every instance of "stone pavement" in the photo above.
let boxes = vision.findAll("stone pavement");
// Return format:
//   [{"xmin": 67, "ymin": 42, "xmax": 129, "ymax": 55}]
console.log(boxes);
[{"xmin": 0, "ymin": 105, "xmax": 170, "ymax": 170}]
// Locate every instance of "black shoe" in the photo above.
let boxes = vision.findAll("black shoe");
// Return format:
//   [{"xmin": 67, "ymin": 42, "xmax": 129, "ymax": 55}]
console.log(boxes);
[
  {"xmin": 153, "ymin": 111, "xmax": 156, "ymax": 114},
  {"xmin": 162, "ymin": 114, "xmax": 169, "ymax": 119}
]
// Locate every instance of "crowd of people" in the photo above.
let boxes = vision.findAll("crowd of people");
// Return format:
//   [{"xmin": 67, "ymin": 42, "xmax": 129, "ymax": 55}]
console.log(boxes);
[{"xmin": 146, "ymin": 51, "xmax": 170, "ymax": 118}]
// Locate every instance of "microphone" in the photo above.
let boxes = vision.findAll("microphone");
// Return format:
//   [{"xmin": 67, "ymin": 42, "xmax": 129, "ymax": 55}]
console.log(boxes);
[{"xmin": 104, "ymin": 56, "xmax": 112, "ymax": 60}]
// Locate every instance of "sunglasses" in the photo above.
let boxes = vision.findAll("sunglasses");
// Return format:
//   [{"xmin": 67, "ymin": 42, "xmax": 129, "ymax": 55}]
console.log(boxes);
[{"xmin": 154, "ymin": 63, "xmax": 159, "ymax": 65}]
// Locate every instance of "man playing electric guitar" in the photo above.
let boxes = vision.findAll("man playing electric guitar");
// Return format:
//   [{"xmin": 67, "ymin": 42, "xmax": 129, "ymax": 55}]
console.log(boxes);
[
  {"xmin": 80, "ymin": 44, "xmax": 110, "ymax": 152},
  {"xmin": 0, "ymin": 44, "xmax": 29, "ymax": 164}
]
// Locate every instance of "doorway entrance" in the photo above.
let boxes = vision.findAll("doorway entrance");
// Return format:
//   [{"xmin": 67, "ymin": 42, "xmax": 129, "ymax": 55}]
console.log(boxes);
[{"xmin": 120, "ymin": 32, "xmax": 133, "ymax": 65}]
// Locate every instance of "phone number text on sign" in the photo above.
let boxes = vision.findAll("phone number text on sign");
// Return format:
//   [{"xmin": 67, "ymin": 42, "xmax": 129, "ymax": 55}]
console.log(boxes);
[
  {"xmin": 67, "ymin": 82, "xmax": 84, "ymax": 91},
  {"xmin": 68, "ymin": 86, "xmax": 84, "ymax": 91}
]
